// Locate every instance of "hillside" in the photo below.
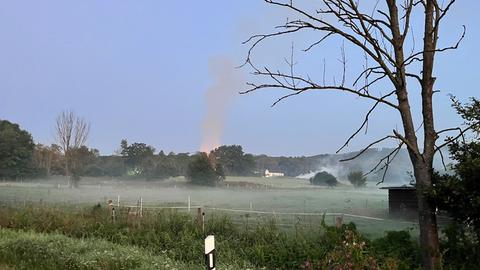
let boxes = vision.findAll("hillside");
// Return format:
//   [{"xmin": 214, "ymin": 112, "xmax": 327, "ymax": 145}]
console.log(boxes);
[{"xmin": 255, "ymin": 148, "xmax": 448, "ymax": 184}]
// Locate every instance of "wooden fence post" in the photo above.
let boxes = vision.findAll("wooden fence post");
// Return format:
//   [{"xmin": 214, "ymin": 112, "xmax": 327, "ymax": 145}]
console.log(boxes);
[
  {"xmin": 335, "ymin": 215, "xmax": 343, "ymax": 229},
  {"xmin": 197, "ymin": 208, "xmax": 202, "ymax": 227}
]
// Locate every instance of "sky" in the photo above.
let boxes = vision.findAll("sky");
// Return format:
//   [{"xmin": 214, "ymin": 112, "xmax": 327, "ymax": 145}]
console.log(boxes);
[{"xmin": 0, "ymin": 1, "xmax": 478, "ymax": 157}]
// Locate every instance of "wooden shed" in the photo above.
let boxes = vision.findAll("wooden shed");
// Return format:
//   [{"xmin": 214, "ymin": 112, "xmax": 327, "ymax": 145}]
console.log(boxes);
[{"xmin": 380, "ymin": 185, "xmax": 417, "ymax": 216}]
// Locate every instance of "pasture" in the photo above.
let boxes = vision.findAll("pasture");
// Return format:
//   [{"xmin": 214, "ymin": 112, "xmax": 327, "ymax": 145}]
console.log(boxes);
[{"xmin": 0, "ymin": 176, "xmax": 418, "ymax": 238}]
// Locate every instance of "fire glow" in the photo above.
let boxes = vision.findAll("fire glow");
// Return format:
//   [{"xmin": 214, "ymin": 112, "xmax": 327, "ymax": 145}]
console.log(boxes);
[{"xmin": 200, "ymin": 57, "xmax": 243, "ymax": 153}]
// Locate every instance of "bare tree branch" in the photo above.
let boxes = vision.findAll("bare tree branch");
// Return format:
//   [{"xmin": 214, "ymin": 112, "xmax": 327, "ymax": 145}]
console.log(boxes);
[
  {"xmin": 403, "ymin": 25, "xmax": 466, "ymax": 67},
  {"xmin": 55, "ymin": 110, "xmax": 90, "ymax": 187},
  {"xmin": 337, "ymin": 90, "xmax": 396, "ymax": 153},
  {"xmin": 340, "ymin": 135, "xmax": 397, "ymax": 162}
]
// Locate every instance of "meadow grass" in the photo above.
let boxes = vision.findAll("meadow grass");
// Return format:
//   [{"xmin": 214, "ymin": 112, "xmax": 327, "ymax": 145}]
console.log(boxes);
[
  {"xmin": 0, "ymin": 229, "xmax": 255, "ymax": 270},
  {"xmin": 0, "ymin": 177, "xmax": 418, "ymax": 238},
  {"xmin": 0, "ymin": 204, "xmax": 421, "ymax": 270}
]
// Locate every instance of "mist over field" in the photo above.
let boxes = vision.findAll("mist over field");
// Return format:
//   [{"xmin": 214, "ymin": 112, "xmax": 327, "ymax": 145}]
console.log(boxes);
[
  {"xmin": 1, "ymin": 0, "xmax": 478, "ymax": 269},
  {"xmin": 0, "ymin": 174, "xmax": 418, "ymax": 238}
]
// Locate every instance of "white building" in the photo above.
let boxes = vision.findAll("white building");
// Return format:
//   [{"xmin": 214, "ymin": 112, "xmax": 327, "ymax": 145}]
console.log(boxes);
[{"xmin": 264, "ymin": 169, "xmax": 284, "ymax": 178}]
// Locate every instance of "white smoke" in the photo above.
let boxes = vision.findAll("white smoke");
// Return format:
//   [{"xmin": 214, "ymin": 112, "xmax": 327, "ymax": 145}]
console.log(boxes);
[{"xmin": 200, "ymin": 57, "xmax": 244, "ymax": 153}]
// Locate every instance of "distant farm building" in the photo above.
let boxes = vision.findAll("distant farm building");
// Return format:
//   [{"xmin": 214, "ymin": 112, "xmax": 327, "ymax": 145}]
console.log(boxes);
[
  {"xmin": 264, "ymin": 169, "xmax": 284, "ymax": 178},
  {"xmin": 380, "ymin": 185, "xmax": 417, "ymax": 216}
]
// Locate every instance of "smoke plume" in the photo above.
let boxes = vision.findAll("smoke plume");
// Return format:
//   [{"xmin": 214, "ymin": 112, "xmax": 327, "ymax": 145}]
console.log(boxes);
[{"xmin": 200, "ymin": 57, "xmax": 244, "ymax": 153}]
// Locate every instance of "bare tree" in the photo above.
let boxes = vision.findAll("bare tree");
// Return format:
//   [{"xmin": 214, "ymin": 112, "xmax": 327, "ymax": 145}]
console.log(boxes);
[
  {"xmin": 242, "ymin": 1, "xmax": 469, "ymax": 269},
  {"xmin": 55, "ymin": 110, "xmax": 90, "ymax": 187}
]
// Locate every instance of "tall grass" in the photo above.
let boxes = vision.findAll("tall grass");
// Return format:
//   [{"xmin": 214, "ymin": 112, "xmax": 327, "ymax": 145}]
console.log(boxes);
[
  {"xmin": 0, "ymin": 204, "xmax": 419, "ymax": 269},
  {"xmin": 0, "ymin": 229, "xmax": 204, "ymax": 270}
]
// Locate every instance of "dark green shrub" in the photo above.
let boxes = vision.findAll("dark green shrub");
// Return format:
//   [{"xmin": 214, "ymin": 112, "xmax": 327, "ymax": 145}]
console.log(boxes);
[
  {"xmin": 372, "ymin": 230, "xmax": 421, "ymax": 270},
  {"xmin": 441, "ymin": 222, "xmax": 480, "ymax": 270},
  {"xmin": 186, "ymin": 153, "xmax": 224, "ymax": 186},
  {"xmin": 310, "ymin": 171, "xmax": 338, "ymax": 187},
  {"xmin": 347, "ymin": 171, "xmax": 367, "ymax": 188}
]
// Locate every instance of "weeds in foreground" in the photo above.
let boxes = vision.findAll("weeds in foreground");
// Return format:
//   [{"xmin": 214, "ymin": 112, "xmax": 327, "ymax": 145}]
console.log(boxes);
[{"xmin": 0, "ymin": 204, "xmax": 423, "ymax": 269}]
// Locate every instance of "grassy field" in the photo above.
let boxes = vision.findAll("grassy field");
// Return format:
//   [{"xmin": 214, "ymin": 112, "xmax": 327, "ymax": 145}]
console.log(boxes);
[
  {"xmin": 0, "ymin": 229, "xmax": 200, "ymax": 270},
  {"xmin": 0, "ymin": 205, "xmax": 423, "ymax": 270},
  {"xmin": 0, "ymin": 176, "xmax": 418, "ymax": 238}
]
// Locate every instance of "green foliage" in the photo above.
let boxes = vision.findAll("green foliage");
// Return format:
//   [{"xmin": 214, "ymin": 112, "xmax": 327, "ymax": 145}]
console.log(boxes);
[
  {"xmin": 309, "ymin": 171, "xmax": 338, "ymax": 187},
  {"xmin": 433, "ymin": 141, "xmax": 480, "ymax": 234},
  {"xmin": 120, "ymin": 140, "xmax": 156, "ymax": 176},
  {"xmin": 33, "ymin": 144, "xmax": 64, "ymax": 177},
  {"xmin": 209, "ymin": 145, "xmax": 255, "ymax": 176},
  {"xmin": 0, "ymin": 120, "xmax": 35, "ymax": 179},
  {"xmin": 0, "ymin": 206, "xmax": 423, "ymax": 270},
  {"xmin": 255, "ymin": 155, "xmax": 315, "ymax": 177},
  {"xmin": 433, "ymin": 98, "xmax": 480, "ymax": 236},
  {"xmin": 348, "ymin": 171, "xmax": 367, "ymax": 188},
  {"xmin": 321, "ymin": 230, "xmax": 380, "ymax": 270},
  {"xmin": 69, "ymin": 146, "xmax": 100, "ymax": 183},
  {"xmin": 440, "ymin": 222, "xmax": 480, "ymax": 270},
  {"xmin": 186, "ymin": 153, "xmax": 224, "ymax": 186},
  {"xmin": 0, "ymin": 229, "xmax": 197, "ymax": 270},
  {"xmin": 451, "ymin": 96, "xmax": 480, "ymax": 132},
  {"xmin": 277, "ymin": 156, "xmax": 310, "ymax": 177},
  {"xmin": 431, "ymin": 97, "xmax": 480, "ymax": 269},
  {"xmin": 91, "ymin": 156, "xmax": 123, "ymax": 177},
  {"xmin": 371, "ymin": 231, "xmax": 420, "ymax": 270}
]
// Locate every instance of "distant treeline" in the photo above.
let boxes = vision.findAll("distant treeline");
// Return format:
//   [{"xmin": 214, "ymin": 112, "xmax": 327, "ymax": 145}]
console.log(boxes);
[
  {"xmin": 1, "ymin": 118, "xmax": 416, "ymax": 182},
  {"xmin": 31, "ymin": 142, "xmax": 257, "ymax": 180},
  {"xmin": 0, "ymin": 120, "xmax": 259, "ymax": 180},
  {"xmin": 255, "ymin": 148, "xmax": 416, "ymax": 182}
]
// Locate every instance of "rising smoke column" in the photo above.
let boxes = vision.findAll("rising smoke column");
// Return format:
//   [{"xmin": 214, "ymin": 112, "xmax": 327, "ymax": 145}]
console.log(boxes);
[{"xmin": 200, "ymin": 57, "xmax": 244, "ymax": 153}]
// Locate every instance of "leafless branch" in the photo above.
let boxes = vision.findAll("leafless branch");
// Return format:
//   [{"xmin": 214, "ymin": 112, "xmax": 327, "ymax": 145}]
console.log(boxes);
[
  {"xmin": 340, "ymin": 135, "xmax": 396, "ymax": 162},
  {"xmin": 435, "ymin": 124, "xmax": 477, "ymax": 151},
  {"xmin": 54, "ymin": 110, "xmax": 90, "ymax": 181},
  {"xmin": 434, "ymin": 144, "xmax": 448, "ymax": 171},
  {"xmin": 374, "ymin": 143, "xmax": 404, "ymax": 185},
  {"xmin": 337, "ymin": 90, "xmax": 396, "ymax": 153},
  {"xmin": 403, "ymin": 25, "xmax": 466, "ymax": 67}
]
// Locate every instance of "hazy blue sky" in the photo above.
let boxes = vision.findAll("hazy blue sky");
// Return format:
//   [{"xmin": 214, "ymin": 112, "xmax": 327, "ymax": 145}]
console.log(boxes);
[{"xmin": 0, "ymin": 1, "xmax": 478, "ymax": 156}]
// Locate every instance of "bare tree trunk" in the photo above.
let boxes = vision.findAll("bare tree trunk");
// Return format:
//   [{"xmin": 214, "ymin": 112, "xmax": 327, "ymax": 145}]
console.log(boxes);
[
  {"xmin": 414, "ymin": 163, "xmax": 441, "ymax": 269},
  {"xmin": 65, "ymin": 154, "xmax": 70, "ymax": 187},
  {"xmin": 46, "ymin": 151, "xmax": 52, "ymax": 176},
  {"xmin": 55, "ymin": 110, "xmax": 89, "ymax": 188},
  {"xmin": 241, "ymin": 0, "xmax": 465, "ymax": 268}
]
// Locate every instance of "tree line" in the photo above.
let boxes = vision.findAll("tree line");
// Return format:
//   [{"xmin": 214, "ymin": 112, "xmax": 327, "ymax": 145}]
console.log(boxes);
[{"xmin": 0, "ymin": 118, "xmax": 257, "ymax": 182}]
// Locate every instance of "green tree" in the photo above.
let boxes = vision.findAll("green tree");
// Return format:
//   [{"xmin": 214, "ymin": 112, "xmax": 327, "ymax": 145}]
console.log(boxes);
[
  {"xmin": 214, "ymin": 163, "xmax": 226, "ymax": 181},
  {"xmin": 186, "ymin": 153, "xmax": 223, "ymax": 186},
  {"xmin": 209, "ymin": 145, "xmax": 255, "ymax": 176},
  {"xmin": 146, "ymin": 150, "xmax": 183, "ymax": 180},
  {"xmin": 434, "ymin": 98, "xmax": 480, "ymax": 234},
  {"xmin": 347, "ymin": 171, "xmax": 367, "ymax": 188},
  {"xmin": 100, "ymin": 156, "xmax": 125, "ymax": 177},
  {"xmin": 33, "ymin": 144, "xmax": 64, "ymax": 177},
  {"xmin": 69, "ymin": 146, "xmax": 99, "ymax": 186},
  {"xmin": 432, "ymin": 98, "xmax": 480, "ymax": 268},
  {"xmin": 0, "ymin": 120, "xmax": 35, "ymax": 179},
  {"xmin": 120, "ymin": 140, "xmax": 155, "ymax": 176},
  {"xmin": 310, "ymin": 171, "xmax": 338, "ymax": 187}
]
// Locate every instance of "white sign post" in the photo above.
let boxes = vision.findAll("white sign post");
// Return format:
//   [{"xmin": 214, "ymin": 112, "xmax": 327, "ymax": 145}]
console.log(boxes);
[{"xmin": 204, "ymin": 235, "xmax": 215, "ymax": 270}]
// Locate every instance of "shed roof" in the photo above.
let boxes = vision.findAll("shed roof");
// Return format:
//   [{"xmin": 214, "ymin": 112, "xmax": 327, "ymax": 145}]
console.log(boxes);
[{"xmin": 379, "ymin": 185, "xmax": 416, "ymax": 190}]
